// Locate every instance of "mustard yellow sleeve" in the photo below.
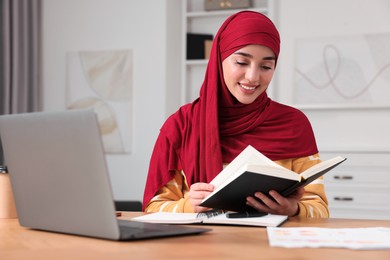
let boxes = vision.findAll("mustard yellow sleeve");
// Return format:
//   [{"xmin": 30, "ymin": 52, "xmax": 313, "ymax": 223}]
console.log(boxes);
[
  {"xmin": 276, "ymin": 154, "xmax": 329, "ymax": 218},
  {"xmin": 146, "ymin": 155, "xmax": 329, "ymax": 217},
  {"xmin": 144, "ymin": 170, "xmax": 194, "ymax": 213}
]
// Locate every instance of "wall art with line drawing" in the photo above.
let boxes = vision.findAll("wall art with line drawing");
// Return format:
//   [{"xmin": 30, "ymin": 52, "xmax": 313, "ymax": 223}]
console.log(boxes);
[
  {"xmin": 66, "ymin": 49, "xmax": 133, "ymax": 154},
  {"xmin": 294, "ymin": 33, "xmax": 390, "ymax": 108}
]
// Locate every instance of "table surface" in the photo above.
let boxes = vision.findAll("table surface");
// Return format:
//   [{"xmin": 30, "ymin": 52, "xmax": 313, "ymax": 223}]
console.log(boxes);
[{"xmin": 1, "ymin": 212, "xmax": 390, "ymax": 259}]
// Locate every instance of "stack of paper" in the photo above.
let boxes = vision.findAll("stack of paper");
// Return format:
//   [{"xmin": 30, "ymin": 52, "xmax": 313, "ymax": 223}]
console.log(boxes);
[{"xmin": 267, "ymin": 227, "xmax": 390, "ymax": 250}]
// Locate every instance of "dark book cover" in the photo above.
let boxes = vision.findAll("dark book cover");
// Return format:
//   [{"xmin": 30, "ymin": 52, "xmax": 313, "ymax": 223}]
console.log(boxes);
[{"xmin": 200, "ymin": 171, "xmax": 299, "ymax": 213}]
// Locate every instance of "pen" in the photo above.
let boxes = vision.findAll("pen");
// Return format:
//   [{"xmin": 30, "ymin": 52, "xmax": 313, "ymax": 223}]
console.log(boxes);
[{"xmin": 226, "ymin": 212, "xmax": 267, "ymax": 218}]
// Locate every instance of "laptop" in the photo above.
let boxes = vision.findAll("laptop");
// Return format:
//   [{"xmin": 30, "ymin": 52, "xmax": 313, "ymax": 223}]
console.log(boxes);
[{"xmin": 0, "ymin": 109, "xmax": 210, "ymax": 240}]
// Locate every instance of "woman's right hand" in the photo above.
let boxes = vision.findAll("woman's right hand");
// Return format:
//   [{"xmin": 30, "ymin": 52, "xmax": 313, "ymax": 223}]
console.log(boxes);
[{"xmin": 188, "ymin": 182, "xmax": 215, "ymax": 213}]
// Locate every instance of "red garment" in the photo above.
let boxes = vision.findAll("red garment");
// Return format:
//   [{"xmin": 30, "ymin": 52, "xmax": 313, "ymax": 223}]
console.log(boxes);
[{"xmin": 143, "ymin": 11, "xmax": 318, "ymax": 209}]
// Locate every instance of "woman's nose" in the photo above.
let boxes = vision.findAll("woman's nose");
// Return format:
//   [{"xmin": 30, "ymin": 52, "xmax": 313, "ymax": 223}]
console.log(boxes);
[{"xmin": 245, "ymin": 66, "xmax": 260, "ymax": 83}]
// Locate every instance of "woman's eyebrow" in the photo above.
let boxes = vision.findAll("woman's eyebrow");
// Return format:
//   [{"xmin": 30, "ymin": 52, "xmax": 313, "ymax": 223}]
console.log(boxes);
[
  {"xmin": 263, "ymin": 56, "xmax": 276, "ymax": 61},
  {"xmin": 233, "ymin": 51, "xmax": 276, "ymax": 61}
]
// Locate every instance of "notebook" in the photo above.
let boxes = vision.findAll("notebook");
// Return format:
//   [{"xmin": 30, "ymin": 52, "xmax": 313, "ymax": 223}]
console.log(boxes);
[{"xmin": 0, "ymin": 109, "xmax": 210, "ymax": 240}]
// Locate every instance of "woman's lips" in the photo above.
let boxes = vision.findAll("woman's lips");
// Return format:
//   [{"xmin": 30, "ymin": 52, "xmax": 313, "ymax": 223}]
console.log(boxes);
[{"xmin": 239, "ymin": 83, "xmax": 258, "ymax": 92}]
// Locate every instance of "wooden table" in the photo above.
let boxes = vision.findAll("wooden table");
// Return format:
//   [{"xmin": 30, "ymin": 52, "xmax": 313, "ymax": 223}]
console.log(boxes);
[{"xmin": 1, "ymin": 212, "xmax": 389, "ymax": 259}]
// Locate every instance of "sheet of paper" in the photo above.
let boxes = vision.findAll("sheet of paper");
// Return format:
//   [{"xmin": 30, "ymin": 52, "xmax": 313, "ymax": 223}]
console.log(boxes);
[{"xmin": 267, "ymin": 227, "xmax": 390, "ymax": 250}]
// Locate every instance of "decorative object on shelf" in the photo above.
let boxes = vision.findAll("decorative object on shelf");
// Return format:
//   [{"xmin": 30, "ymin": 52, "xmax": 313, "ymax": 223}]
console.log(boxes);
[
  {"xmin": 204, "ymin": 0, "xmax": 252, "ymax": 11},
  {"xmin": 187, "ymin": 33, "xmax": 214, "ymax": 60},
  {"xmin": 0, "ymin": 165, "xmax": 18, "ymax": 219},
  {"xmin": 204, "ymin": 40, "xmax": 213, "ymax": 59}
]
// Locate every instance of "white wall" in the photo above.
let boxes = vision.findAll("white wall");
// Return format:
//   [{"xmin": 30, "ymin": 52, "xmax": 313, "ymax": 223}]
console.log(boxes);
[
  {"xmin": 275, "ymin": 0, "xmax": 390, "ymax": 153},
  {"xmin": 42, "ymin": 0, "xmax": 390, "ymax": 204},
  {"xmin": 42, "ymin": 0, "xmax": 181, "ymax": 202}
]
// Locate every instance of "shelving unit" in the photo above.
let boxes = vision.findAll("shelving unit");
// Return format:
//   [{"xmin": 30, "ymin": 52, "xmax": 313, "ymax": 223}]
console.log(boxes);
[
  {"xmin": 322, "ymin": 150, "xmax": 390, "ymax": 220},
  {"xmin": 181, "ymin": 1, "xmax": 390, "ymax": 221},
  {"xmin": 181, "ymin": 0, "xmax": 274, "ymax": 104}
]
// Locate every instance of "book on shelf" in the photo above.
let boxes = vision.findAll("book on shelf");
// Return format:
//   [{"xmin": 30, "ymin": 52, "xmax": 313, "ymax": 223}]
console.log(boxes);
[
  {"xmin": 132, "ymin": 210, "xmax": 288, "ymax": 228},
  {"xmin": 199, "ymin": 145, "xmax": 347, "ymax": 213}
]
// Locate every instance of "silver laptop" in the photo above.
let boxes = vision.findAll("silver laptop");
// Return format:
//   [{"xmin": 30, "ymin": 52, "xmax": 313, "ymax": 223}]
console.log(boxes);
[{"xmin": 0, "ymin": 109, "xmax": 210, "ymax": 240}]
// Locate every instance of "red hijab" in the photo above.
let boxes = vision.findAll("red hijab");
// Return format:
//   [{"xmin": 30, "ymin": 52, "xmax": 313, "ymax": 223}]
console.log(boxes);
[{"xmin": 143, "ymin": 11, "xmax": 318, "ymax": 209}]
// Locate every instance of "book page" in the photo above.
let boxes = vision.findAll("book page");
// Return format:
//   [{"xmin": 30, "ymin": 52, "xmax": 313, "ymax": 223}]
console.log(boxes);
[
  {"xmin": 210, "ymin": 145, "xmax": 285, "ymax": 187},
  {"xmin": 206, "ymin": 164, "xmax": 300, "ymax": 200},
  {"xmin": 204, "ymin": 213, "xmax": 288, "ymax": 227},
  {"xmin": 132, "ymin": 212, "xmax": 287, "ymax": 227},
  {"xmin": 244, "ymin": 165, "xmax": 300, "ymax": 181},
  {"xmin": 300, "ymin": 156, "xmax": 346, "ymax": 179},
  {"xmin": 132, "ymin": 212, "xmax": 201, "ymax": 224},
  {"xmin": 267, "ymin": 227, "xmax": 390, "ymax": 250}
]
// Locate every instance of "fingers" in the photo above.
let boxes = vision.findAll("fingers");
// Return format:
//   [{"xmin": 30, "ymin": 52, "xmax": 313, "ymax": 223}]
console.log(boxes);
[
  {"xmin": 188, "ymin": 183, "xmax": 215, "ymax": 213},
  {"xmin": 247, "ymin": 190, "xmax": 301, "ymax": 216},
  {"xmin": 246, "ymin": 195, "xmax": 270, "ymax": 213},
  {"xmin": 193, "ymin": 205, "xmax": 213, "ymax": 213},
  {"xmin": 190, "ymin": 182, "xmax": 214, "ymax": 192},
  {"xmin": 189, "ymin": 183, "xmax": 214, "ymax": 199},
  {"xmin": 246, "ymin": 191, "xmax": 280, "ymax": 213}
]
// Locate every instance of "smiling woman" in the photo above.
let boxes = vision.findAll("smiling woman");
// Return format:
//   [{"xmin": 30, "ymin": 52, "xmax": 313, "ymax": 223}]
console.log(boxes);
[
  {"xmin": 142, "ymin": 10, "xmax": 329, "ymax": 218},
  {"xmin": 222, "ymin": 45, "xmax": 276, "ymax": 104}
]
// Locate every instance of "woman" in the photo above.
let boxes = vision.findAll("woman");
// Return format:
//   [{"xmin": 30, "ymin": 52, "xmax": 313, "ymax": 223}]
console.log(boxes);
[{"xmin": 143, "ymin": 11, "xmax": 329, "ymax": 218}]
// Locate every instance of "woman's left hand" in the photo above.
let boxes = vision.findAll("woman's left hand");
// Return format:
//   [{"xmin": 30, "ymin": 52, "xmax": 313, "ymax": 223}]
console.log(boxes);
[
  {"xmin": 246, "ymin": 187, "xmax": 305, "ymax": 216},
  {"xmin": 188, "ymin": 182, "xmax": 215, "ymax": 213}
]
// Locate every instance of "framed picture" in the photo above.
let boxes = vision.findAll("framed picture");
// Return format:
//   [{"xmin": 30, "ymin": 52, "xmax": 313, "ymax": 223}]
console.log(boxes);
[
  {"xmin": 293, "ymin": 33, "xmax": 390, "ymax": 109},
  {"xmin": 67, "ymin": 49, "xmax": 133, "ymax": 154}
]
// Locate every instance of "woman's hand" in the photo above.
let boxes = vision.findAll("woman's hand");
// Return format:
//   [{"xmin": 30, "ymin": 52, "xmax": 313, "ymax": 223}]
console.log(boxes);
[
  {"xmin": 188, "ymin": 182, "xmax": 215, "ymax": 213},
  {"xmin": 246, "ymin": 187, "xmax": 305, "ymax": 216}
]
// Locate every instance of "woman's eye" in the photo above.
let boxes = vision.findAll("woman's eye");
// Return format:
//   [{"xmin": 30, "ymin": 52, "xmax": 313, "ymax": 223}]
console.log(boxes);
[
  {"xmin": 261, "ymin": 66, "xmax": 272, "ymax": 70},
  {"xmin": 235, "ymin": 61, "xmax": 247, "ymax": 66}
]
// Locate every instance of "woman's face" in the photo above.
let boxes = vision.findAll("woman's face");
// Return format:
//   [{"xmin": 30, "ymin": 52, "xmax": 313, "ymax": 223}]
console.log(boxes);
[{"xmin": 222, "ymin": 44, "xmax": 276, "ymax": 104}]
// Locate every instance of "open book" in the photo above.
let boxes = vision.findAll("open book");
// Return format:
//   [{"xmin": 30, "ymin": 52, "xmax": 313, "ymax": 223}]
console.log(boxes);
[
  {"xmin": 132, "ymin": 211, "xmax": 288, "ymax": 228},
  {"xmin": 199, "ymin": 145, "xmax": 346, "ymax": 213}
]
